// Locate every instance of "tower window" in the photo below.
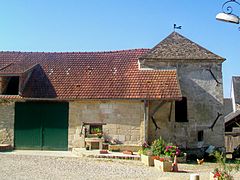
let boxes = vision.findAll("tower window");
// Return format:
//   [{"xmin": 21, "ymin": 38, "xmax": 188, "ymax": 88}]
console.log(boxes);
[
  {"xmin": 175, "ymin": 97, "xmax": 188, "ymax": 122},
  {"xmin": 198, "ymin": 130, "xmax": 204, "ymax": 142}
]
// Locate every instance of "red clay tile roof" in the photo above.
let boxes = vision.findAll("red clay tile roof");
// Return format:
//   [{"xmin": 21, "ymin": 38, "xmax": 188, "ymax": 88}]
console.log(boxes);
[
  {"xmin": 0, "ymin": 49, "xmax": 182, "ymax": 100},
  {"xmin": 0, "ymin": 63, "xmax": 38, "ymax": 75},
  {"xmin": 0, "ymin": 52, "xmax": 27, "ymax": 69}
]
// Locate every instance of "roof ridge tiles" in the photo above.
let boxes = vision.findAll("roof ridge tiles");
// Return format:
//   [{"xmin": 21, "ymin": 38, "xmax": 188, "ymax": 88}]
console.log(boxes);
[{"xmin": 0, "ymin": 48, "xmax": 150, "ymax": 54}]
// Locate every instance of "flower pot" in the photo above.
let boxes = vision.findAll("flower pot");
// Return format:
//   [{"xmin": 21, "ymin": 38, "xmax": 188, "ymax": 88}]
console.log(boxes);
[
  {"xmin": 141, "ymin": 154, "xmax": 154, "ymax": 166},
  {"xmin": 154, "ymin": 159, "xmax": 172, "ymax": 172}
]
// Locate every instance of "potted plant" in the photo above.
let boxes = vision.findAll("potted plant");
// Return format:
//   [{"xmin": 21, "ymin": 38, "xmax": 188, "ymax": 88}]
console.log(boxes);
[
  {"xmin": 151, "ymin": 137, "xmax": 166, "ymax": 157},
  {"xmin": 139, "ymin": 142, "xmax": 154, "ymax": 166},
  {"xmin": 152, "ymin": 156, "xmax": 172, "ymax": 172},
  {"xmin": 150, "ymin": 137, "xmax": 169, "ymax": 168},
  {"xmin": 91, "ymin": 127, "xmax": 102, "ymax": 134},
  {"xmin": 164, "ymin": 145, "xmax": 181, "ymax": 157},
  {"xmin": 164, "ymin": 144, "xmax": 187, "ymax": 162}
]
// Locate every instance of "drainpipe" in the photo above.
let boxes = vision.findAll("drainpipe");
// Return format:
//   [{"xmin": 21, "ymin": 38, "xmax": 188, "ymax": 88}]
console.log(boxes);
[{"xmin": 143, "ymin": 100, "xmax": 149, "ymax": 143}]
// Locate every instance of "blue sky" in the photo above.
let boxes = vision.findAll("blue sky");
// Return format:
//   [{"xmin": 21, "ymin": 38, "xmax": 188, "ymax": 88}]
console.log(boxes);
[{"xmin": 0, "ymin": 0, "xmax": 239, "ymax": 97}]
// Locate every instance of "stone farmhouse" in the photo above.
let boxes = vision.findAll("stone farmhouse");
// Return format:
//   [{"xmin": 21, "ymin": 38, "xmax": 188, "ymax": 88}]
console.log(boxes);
[{"xmin": 0, "ymin": 32, "xmax": 225, "ymax": 151}]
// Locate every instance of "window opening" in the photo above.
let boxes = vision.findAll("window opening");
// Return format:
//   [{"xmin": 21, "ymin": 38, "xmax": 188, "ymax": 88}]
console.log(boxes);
[
  {"xmin": 3, "ymin": 76, "xmax": 19, "ymax": 95},
  {"xmin": 175, "ymin": 97, "xmax": 188, "ymax": 122},
  {"xmin": 198, "ymin": 130, "xmax": 204, "ymax": 142}
]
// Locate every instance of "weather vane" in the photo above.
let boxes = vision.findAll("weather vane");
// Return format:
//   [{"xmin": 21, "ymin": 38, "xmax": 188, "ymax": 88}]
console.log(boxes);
[{"xmin": 174, "ymin": 24, "xmax": 182, "ymax": 31}]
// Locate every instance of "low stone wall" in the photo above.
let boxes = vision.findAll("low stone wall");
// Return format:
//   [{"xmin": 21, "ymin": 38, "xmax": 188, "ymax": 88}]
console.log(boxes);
[{"xmin": 108, "ymin": 144, "xmax": 142, "ymax": 152}]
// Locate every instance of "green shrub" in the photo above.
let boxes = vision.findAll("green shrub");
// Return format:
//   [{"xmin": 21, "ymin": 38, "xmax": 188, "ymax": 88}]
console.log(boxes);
[{"xmin": 151, "ymin": 137, "xmax": 166, "ymax": 156}]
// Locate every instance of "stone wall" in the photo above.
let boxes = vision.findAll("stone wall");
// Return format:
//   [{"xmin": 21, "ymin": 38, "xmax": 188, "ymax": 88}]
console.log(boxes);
[
  {"xmin": 68, "ymin": 100, "xmax": 145, "ymax": 149},
  {"xmin": 142, "ymin": 60, "xmax": 225, "ymax": 149},
  {"xmin": 0, "ymin": 101, "xmax": 14, "ymax": 146},
  {"xmin": 148, "ymin": 101, "xmax": 176, "ymax": 144}
]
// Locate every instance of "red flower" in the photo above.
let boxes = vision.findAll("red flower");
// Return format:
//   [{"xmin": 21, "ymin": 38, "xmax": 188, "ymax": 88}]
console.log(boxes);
[{"xmin": 213, "ymin": 171, "xmax": 221, "ymax": 178}]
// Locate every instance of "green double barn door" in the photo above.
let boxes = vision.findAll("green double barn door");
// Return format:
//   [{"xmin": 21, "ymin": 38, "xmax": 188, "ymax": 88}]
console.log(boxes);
[{"xmin": 14, "ymin": 102, "xmax": 69, "ymax": 150}]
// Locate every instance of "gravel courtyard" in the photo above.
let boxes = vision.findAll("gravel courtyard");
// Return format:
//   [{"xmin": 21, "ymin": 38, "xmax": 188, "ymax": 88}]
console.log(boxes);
[{"xmin": 0, "ymin": 153, "xmax": 240, "ymax": 180}]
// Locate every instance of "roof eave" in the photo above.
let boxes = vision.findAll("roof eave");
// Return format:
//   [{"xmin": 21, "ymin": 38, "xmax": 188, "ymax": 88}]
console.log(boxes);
[{"xmin": 0, "ymin": 96, "xmax": 182, "ymax": 101}]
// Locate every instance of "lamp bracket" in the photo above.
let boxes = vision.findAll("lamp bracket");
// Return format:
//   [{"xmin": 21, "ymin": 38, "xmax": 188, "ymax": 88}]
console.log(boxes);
[{"xmin": 222, "ymin": 0, "xmax": 240, "ymax": 15}]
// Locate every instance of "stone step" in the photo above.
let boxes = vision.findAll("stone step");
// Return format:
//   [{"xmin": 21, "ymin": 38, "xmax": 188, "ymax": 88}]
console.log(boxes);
[
  {"xmin": 72, "ymin": 148, "xmax": 140, "ymax": 160},
  {"xmin": 0, "ymin": 144, "xmax": 13, "ymax": 152}
]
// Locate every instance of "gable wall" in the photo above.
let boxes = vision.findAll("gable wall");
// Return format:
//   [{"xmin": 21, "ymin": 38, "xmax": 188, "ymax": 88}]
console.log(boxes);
[{"xmin": 141, "ymin": 60, "xmax": 224, "ymax": 148}]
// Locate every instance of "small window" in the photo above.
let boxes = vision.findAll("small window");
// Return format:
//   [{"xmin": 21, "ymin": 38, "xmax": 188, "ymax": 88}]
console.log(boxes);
[
  {"xmin": 4, "ymin": 76, "xmax": 19, "ymax": 95},
  {"xmin": 175, "ymin": 97, "xmax": 188, "ymax": 122},
  {"xmin": 198, "ymin": 130, "xmax": 204, "ymax": 142}
]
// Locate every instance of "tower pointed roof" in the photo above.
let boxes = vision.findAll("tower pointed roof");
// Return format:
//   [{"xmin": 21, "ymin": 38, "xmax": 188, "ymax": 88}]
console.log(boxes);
[{"xmin": 141, "ymin": 32, "xmax": 224, "ymax": 60}]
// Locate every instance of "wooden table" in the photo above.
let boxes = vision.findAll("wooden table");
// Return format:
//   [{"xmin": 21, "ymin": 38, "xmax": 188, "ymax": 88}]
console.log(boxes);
[{"xmin": 85, "ymin": 138, "xmax": 104, "ymax": 150}]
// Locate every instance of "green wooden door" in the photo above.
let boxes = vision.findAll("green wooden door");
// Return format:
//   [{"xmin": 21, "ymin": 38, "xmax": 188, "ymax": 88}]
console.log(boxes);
[
  {"xmin": 42, "ymin": 103, "xmax": 68, "ymax": 150},
  {"xmin": 14, "ymin": 102, "xmax": 68, "ymax": 150},
  {"xmin": 15, "ymin": 102, "xmax": 42, "ymax": 149}
]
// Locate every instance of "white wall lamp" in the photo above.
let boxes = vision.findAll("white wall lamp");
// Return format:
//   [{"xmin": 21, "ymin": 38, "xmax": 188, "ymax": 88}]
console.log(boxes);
[{"xmin": 216, "ymin": 0, "xmax": 240, "ymax": 26}]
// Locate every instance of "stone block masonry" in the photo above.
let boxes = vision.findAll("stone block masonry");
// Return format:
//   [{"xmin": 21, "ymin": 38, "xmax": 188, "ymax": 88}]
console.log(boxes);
[
  {"xmin": 0, "ymin": 101, "xmax": 14, "ymax": 146},
  {"xmin": 68, "ymin": 100, "xmax": 145, "ymax": 149},
  {"xmin": 142, "ymin": 60, "xmax": 225, "ymax": 149}
]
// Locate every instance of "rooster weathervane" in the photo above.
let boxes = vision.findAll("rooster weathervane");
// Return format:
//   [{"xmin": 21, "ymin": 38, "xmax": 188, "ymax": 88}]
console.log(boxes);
[{"xmin": 174, "ymin": 24, "xmax": 182, "ymax": 31}]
